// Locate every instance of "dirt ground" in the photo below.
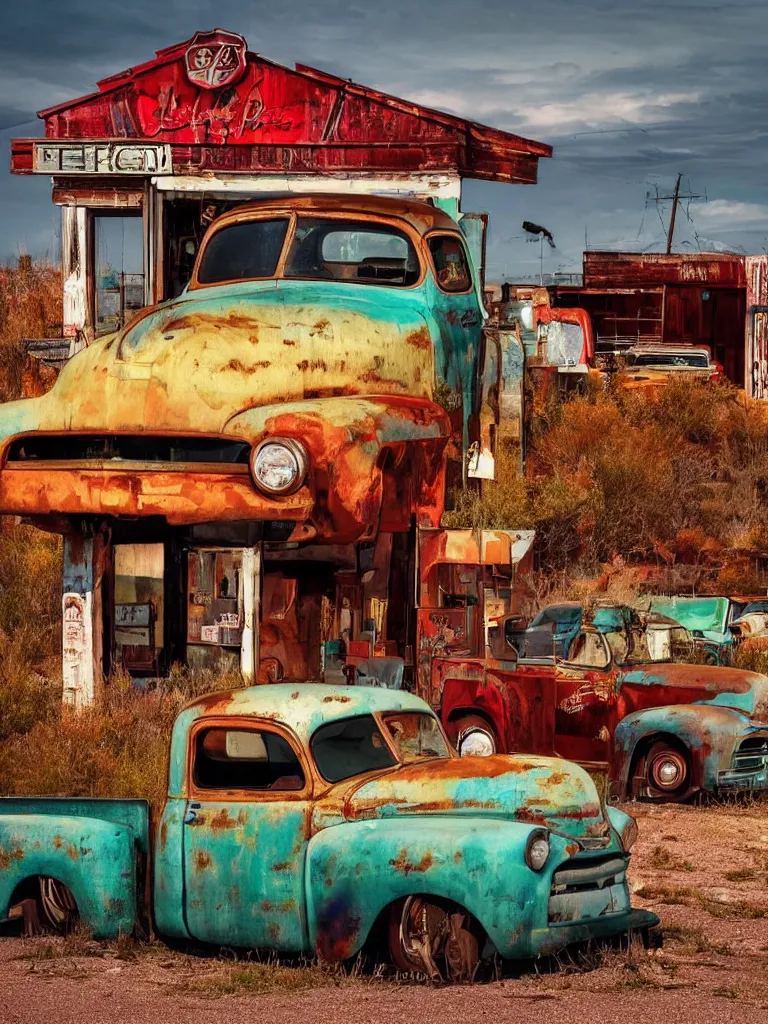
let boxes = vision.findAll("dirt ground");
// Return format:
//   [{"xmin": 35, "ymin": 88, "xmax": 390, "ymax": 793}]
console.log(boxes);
[{"xmin": 2, "ymin": 801, "xmax": 768, "ymax": 1024}]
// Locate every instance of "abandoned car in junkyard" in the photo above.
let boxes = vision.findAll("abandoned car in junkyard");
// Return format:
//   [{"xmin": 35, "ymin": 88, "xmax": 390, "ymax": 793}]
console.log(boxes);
[
  {"xmin": 415, "ymin": 547, "xmax": 768, "ymax": 802},
  {"xmin": 0, "ymin": 685, "xmax": 656, "ymax": 981}
]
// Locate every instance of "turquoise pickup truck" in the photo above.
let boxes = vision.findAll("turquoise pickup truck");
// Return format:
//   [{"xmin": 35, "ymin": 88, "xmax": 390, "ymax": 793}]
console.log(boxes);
[{"xmin": 0, "ymin": 685, "xmax": 656, "ymax": 981}]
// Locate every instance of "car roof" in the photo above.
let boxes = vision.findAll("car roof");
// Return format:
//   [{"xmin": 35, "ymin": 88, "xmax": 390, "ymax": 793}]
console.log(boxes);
[
  {"xmin": 185, "ymin": 683, "xmax": 430, "ymax": 742},
  {"xmin": 205, "ymin": 194, "xmax": 461, "ymax": 238}
]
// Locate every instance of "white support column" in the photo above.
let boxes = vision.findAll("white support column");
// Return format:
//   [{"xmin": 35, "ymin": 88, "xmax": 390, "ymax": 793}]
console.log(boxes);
[
  {"xmin": 61, "ymin": 205, "xmax": 90, "ymax": 357},
  {"xmin": 62, "ymin": 535, "xmax": 96, "ymax": 708},
  {"xmin": 240, "ymin": 546, "xmax": 261, "ymax": 683}
]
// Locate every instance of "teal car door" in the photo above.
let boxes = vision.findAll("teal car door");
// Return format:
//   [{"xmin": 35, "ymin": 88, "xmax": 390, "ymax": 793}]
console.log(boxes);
[{"xmin": 182, "ymin": 718, "xmax": 312, "ymax": 952}]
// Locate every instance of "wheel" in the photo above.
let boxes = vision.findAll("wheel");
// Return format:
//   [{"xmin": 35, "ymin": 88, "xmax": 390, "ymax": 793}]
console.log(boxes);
[
  {"xmin": 453, "ymin": 715, "xmax": 497, "ymax": 757},
  {"xmin": 35, "ymin": 878, "xmax": 78, "ymax": 935},
  {"xmin": 643, "ymin": 741, "xmax": 690, "ymax": 800},
  {"xmin": 387, "ymin": 896, "xmax": 480, "ymax": 982}
]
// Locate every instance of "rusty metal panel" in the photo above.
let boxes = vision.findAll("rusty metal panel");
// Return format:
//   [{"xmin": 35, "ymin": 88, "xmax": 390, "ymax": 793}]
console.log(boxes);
[
  {"xmin": 11, "ymin": 29, "xmax": 550, "ymax": 184},
  {"xmin": 584, "ymin": 251, "xmax": 746, "ymax": 288},
  {"xmin": 746, "ymin": 255, "xmax": 768, "ymax": 398}
]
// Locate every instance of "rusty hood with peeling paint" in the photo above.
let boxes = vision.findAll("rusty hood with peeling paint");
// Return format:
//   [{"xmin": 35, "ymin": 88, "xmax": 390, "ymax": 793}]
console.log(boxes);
[
  {"xmin": 324, "ymin": 754, "xmax": 606, "ymax": 842},
  {"xmin": 0, "ymin": 280, "xmax": 437, "ymax": 438}
]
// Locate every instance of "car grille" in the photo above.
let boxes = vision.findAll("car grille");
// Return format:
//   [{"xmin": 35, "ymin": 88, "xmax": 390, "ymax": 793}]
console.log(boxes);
[
  {"xmin": 550, "ymin": 853, "xmax": 628, "ymax": 894},
  {"xmin": 730, "ymin": 736, "xmax": 768, "ymax": 774},
  {"xmin": 548, "ymin": 853, "xmax": 629, "ymax": 925},
  {"xmin": 7, "ymin": 435, "xmax": 251, "ymax": 466}
]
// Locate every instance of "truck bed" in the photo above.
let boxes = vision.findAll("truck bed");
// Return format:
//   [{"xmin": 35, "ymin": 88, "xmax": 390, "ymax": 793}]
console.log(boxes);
[
  {"xmin": 0, "ymin": 798, "xmax": 150, "ymax": 938},
  {"xmin": 0, "ymin": 798, "xmax": 149, "ymax": 856}
]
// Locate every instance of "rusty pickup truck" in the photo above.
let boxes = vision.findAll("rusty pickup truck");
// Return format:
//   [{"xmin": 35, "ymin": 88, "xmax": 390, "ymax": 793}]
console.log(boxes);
[{"xmin": 0, "ymin": 684, "xmax": 656, "ymax": 980}]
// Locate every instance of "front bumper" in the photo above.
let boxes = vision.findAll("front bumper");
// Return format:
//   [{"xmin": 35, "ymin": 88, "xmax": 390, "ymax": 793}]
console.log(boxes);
[
  {"xmin": 0, "ymin": 462, "xmax": 313, "ymax": 527},
  {"xmin": 531, "ymin": 908, "xmax": 660, "ymax": 956}
]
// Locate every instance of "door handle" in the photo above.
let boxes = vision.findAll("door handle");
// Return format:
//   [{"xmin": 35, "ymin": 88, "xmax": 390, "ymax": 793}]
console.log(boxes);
[{"xmin": 184, "ymin": 802, "xmax": 201, "ymax": 825}]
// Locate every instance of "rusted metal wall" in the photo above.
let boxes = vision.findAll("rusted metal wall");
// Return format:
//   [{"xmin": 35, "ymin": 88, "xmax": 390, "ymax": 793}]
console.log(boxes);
[{"xmin": 583, "ymin": 251, "xmax": 746, "ymax": 288}]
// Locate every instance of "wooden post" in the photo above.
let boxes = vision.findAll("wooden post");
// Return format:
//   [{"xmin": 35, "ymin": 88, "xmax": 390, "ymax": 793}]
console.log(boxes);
[
  {"xmin": 61, "ymin": 205, "xmax": 91, "ymax": 356},
  {"xmin": 240, "ymin": 546, "xmax": 261, "ymax": 683},
  {"xmin": 62, "ymin": 532, "xmax": 108, "ymax": 706}
]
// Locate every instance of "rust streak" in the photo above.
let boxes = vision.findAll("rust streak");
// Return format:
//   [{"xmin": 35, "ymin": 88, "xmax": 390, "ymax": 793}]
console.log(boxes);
[{"xmin": 389, "ymin": 849, "xmax": 434, "ymax": 875}]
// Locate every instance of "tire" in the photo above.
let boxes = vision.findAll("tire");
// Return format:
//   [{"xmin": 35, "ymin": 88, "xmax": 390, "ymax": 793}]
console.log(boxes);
[
  {"xmin": 643, "ymin": 740, "xmax": 691, "ymax": 801},
  {"xmin": 453, "ymin": 715, "xmax": 498, "ymax": 758},
  {"xmin": 387, "ymin": 896, "xmax": 480, "ymax": 982}
]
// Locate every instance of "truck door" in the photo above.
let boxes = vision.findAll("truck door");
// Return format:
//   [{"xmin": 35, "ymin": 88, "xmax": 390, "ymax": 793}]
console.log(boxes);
[
  {"xmin": 553, "ymin": 630, "xmax": 617, "ymax": 767},
  {"xmin": 182, "ymin": 717, "xmax": 311, "ymax": 952}
]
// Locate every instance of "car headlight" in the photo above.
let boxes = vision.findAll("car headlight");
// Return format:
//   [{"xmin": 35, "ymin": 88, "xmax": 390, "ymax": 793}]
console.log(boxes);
[
  {"xmin": 524, "ymin": 829, "xmax": 550, "ymax": 872},
  {"xmin": 250, "ymin": 438, "xmax": 308, "ymax": 495}
]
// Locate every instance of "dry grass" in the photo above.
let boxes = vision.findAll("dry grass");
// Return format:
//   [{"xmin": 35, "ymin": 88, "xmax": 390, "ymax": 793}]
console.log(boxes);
[
  {"xmin": 188, "ymin": 960, "xmax": 345, "ymax": 997},
  {"xmin": 447, "ymin": 378, "xmax": 768, "ymax": 600},
  {"xmin": 0, "ymin": 668, "xmax": 245, "ymax": 810},
  {"xmin": 0, "ymin": 257, "xmax": 61, "ymax": 401}
]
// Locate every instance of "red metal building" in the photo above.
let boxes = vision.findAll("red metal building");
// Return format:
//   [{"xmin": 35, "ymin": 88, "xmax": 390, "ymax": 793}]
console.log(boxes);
[
  {"xmin": 552, "ymin": 251, "xmax": 749, "ymax": 389},
  {"xmin": 10, "ymin": 28, "xmax": 551, "ymax": 352}
]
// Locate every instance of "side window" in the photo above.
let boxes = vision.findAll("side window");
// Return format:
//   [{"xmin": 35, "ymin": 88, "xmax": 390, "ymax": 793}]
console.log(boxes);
[
  {"xmin": 428, "ymin": 235, "xmax": 472, "ymax": 293},
  {"xmin": 193, "ymin": 726, "xmax": 305, "ymax": 792},
  {"xmin": 565, "ymin": 631, "xmax": 611, "ymax": 670}
]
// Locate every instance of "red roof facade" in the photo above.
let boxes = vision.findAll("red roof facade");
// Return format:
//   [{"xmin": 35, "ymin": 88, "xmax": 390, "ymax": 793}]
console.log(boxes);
[{"xmin": 11, "ymin": 29, "xmax": 551, "ymax": 184}]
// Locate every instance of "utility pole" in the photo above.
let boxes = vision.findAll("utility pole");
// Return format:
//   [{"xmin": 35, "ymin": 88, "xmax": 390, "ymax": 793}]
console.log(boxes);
[
  {"xmin": 666, "ymin": 173, "xmax": 682, "ymax": 254},
  {"xmin": 649, "ymin": 175, "xmax": 704, "ymax": 254}
]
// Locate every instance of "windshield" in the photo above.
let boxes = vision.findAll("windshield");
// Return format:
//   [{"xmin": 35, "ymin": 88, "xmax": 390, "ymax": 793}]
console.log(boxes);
[
  {"xmin": 311, "ymin": 714, "xmax": 396, "ymax": 783},
  {"xmin": 632, "ymin": 352, "xmax": 709, "ymax": 368},
  {"xmin": 737, "ymin": 601, "xmax": 768, "ymax": 617},
  {"xmin": 381, "ymin": 713, "xmax": 451, "ymax": 763},
  {"xmin": 197, "ymin": 218, "xmax": 289, "ymax": 284},
  {"xmin": 285, "ymin": 218, "xmax": 420, "ymax": 286}
]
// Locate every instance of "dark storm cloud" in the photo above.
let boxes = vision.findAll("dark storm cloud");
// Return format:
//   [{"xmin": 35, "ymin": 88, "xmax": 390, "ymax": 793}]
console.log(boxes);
[{"xmin": 1, "ymin": 0, "xmax": 767, "ymax": 276}]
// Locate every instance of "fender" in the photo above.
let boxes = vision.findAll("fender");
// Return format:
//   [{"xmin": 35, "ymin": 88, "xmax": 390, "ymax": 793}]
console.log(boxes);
[
  {"xmin": 0, "ymin": 813, "xmax": 138, "ymax": 938},
  {"xmin": 306, "ymin": 816, "xmax": 572, "ymax": 962},
  {"xmin": 227, "ymin": 395, "xmax": 452, "ymax": 539},
  {"xmin": 613, "ymin": 703, "xmax": 752, "ymax": 795}
]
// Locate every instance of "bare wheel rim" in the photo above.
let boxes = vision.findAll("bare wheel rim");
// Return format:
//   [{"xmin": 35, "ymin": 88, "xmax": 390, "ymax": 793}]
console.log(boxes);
[
  {"xmin": 38, "ymin": 878, "xmax": 78, "ymax": 933},
  {"xmin": 648, "ymin": 747, "xmax": 688, "ymax": 793},
  {"xmin": 391, "ymin": 897, "xmax": 479, "ymax": 982}
]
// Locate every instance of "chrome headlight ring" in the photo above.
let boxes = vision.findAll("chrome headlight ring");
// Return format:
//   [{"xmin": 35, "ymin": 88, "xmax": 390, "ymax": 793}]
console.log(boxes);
[{"xmin": 250, "ymin": 438, "xmax": 309, "ymax": 496}]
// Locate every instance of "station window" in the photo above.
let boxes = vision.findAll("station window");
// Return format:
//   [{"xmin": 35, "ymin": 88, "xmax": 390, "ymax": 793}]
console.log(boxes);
[
  {"xmin": 187, "ymin": 549, "xmax": 243, "ymax": 647},
  {"xmin": 113, "ymin": 543, "xmax": 164, "ymax": 676},
  {"xmin": 428, "ymin": 235, "xmax": 472, "ymax": 293},
  {"xmin": 94, "ymin": 214, "xmax": 145, "ymax": 336}
]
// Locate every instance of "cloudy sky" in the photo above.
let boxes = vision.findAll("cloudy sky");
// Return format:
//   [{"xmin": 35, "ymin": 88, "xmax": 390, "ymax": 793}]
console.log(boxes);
[{"xmin": 1, "ymin": 0, "xmax": 767, "ymax": 280}]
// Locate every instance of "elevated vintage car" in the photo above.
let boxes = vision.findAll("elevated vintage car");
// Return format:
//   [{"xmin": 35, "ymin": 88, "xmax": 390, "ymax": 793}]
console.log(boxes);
[
  {"xmin": 0, "ymin": 194, "xmax": 484, "ymax": 544},
  {"xmin": 0, "ymin": 685, "xmax": 656, "ymax": 981}
]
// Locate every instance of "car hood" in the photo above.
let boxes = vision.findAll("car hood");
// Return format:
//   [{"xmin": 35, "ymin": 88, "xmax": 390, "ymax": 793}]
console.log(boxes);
[
  {"xmin": 315, "ymin": 755, "xmax": 610, "ymax": 843},
  {"xmin": 0, "ymin": 279, "xmax": 436, "ymax": 441},
  {"xmin": 618, "ymin": 662, "xmax": 768, "ymax": 720}
]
